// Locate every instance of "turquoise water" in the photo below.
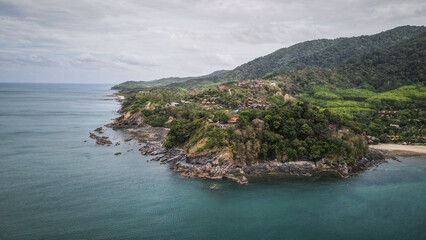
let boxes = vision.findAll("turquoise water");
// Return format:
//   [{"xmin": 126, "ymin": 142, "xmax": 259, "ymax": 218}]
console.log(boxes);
[{"xmin": 0, "ymin": 83, "xmax": 425, "ymax": 240}]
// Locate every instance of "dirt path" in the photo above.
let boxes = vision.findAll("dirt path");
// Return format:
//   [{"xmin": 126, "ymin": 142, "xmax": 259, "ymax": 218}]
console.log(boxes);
[{"xmin": 369, "ymin": 144, "xmax": 426, "ymax": 156}]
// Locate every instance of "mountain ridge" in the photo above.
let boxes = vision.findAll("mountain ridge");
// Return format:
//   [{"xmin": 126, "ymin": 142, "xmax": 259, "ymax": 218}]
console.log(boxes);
[
  {"xmin": 270, "ymin": 31, "xmax": 426, "ymax": 92},
  {"xmin": 112, "ymin": 70, "xmax": 229, "ymax": 90},
  {"xmin": 113, "ymin": 25, "xmax": 426, "ymax": 90}
]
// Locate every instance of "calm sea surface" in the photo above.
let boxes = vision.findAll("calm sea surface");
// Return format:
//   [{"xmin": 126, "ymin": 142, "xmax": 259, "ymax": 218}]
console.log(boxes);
[{"xmin": 0, "ymin": 83, "xmax": 425, "ymax": 240}]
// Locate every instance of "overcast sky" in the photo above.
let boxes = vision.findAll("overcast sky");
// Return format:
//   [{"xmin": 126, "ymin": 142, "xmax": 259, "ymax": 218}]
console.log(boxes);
[{"xmin": 0, "ymin": 0, "xmax": 425, "ymax": 84}]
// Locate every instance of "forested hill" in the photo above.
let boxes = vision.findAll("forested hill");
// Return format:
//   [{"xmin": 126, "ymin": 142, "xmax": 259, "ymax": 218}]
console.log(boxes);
[
  {"xmin": 113, "ymin": 25, "xmax": 426, "ymax": 90},
  {"xmin": 272, "ymin": 32, "xmax": 426, "ymax": 92},
  {"xmin": 210, "ymin": 25, "xmax": 426, "ymax": 82}
]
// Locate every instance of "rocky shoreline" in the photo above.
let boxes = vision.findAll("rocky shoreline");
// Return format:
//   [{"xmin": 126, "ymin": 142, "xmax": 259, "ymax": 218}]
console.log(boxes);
[
  {"xmin": 99, "ymin": 97, "xmax": 396, "ymax": 185},
  {"xmin": 92, "ymin": 122, "xmax": 395, "ymax": 184},
  {"xmin": 136, "ymin": 140, "xmax": 394, "ymax": 184}
]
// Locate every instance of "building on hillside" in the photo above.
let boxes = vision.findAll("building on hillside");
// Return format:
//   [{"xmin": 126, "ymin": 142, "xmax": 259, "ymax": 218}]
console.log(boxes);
[
  {"xmin": 234, "ymin": 80, "xmax": 251, "ymax": 87},
  {"xmin": 228, "ymin": 117, "xmax": 238, "ymax": 124},
  {"xmin": 209, "ymin": 117, "xmax": 238, "ymax": 128},
  {"xmin": 202, "ymin": 98, "xmax": 217, "ymax": 105},
  {"xmin": 246, "ymin": 98, "xmax": 269, "ymax": 109},
  {"xmin": 166, "ymin": 102, "xmax": 180, "ymax": 107},
  {"xmin": 219, "ymin": 86, "xmax": 226, "ymax": 90},
  {"xmin": 234, "ymin": 79, "xmax": 265, "ymax": 88},
  {"xmin": 250, "ymin": 80, "xmax": 265, "ymax": 88}
]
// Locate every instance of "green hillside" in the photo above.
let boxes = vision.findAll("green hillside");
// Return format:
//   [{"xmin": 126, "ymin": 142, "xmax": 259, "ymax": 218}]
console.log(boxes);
[
  {"xmin": 214, "ymin": 25, "xmax": 426, "ymax": 83},
  {"xmin": 276, "ymin": 32, "xmax": 426, "ymax": 92}
]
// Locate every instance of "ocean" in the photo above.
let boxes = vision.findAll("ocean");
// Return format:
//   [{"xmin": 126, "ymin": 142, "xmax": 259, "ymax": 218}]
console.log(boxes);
[{"xmin": 0, "ymin": 83, "xmax": 425, "ymax": 239}]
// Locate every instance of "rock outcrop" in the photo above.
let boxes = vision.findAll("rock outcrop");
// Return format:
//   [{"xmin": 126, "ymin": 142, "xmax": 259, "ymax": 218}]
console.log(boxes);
[
  {"xmin": 139, "ymin": 141, "xmax": 167, "ymax": 155},
  {"xmin": 136, "ymin": 139, "xmax": 395, "ymax": 184},
  {"xmin": 106, "ymin": 111, "xmax": 145, "ymax": 130},
  {"xmin": 94, "ymin": 127, "xmax": 104, "ymax": 134},
  {"xmin": 89, "ymin": 133, "xmax": 112, "ymax": 145},
  {"xmin": 348, "ymin": 148, "xmax": 395, "ymax": 174}
]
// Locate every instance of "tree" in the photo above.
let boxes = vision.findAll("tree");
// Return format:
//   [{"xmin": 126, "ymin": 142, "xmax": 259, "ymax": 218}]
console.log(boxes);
[
  {"xmin": 299, "ymin": 123, "xmax": 313, "ymax": 138},
  {"xmin": 214, "ymin": 110, "xmax": 229, "ymax": 123}
]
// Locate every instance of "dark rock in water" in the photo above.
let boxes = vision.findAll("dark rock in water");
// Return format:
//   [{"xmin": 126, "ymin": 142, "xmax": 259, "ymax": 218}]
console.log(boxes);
[
  {"xmin": 89, "ymin": 132, "xmax": 112, "ymax": 145},
  {"xmin": 115, "ymin": 142, "xmax": 120, "ymax": 146},
  {"xmin": 124, "ymin": 138, "xmax": 133, "ymax": 142},
  {"xmin": 94, "ymin": 127, "xmax": 104, "ymax": 134},
  {"xmin": 114, "ymin": 152, "xmax": 121, "ymax": 155},
  {"xmin": 127, "ymin": 149, "xmax": 133, "ymax": 152}
]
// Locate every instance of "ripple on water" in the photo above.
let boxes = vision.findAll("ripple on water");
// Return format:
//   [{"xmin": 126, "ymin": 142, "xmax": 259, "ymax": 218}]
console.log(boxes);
[{"xmin": 0, "ymin": 83, "xmax": 425, "ymax": 240}]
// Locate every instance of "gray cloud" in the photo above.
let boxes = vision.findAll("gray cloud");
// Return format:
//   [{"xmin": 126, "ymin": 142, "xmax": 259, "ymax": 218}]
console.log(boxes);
[
  {"xmin": 0, "ymin": 54, "xmax": 58, "ymax": 67},
  {"xmin": 0, "ymin": 0, "xmax": 425, "ymax": 83}
]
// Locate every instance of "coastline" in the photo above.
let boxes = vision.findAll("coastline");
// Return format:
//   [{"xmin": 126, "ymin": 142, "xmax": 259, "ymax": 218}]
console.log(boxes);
[
  {"xmin": 369, "ymin": 144, "xmax": 426, "ymax": 156},
  {"xmin": 136, "ymin": 138, "xmax": 394, "ymax": 184},
  {"xmin": 102, "ymin": 96, "xmax": 397, "ymax": 185},
  {"xmin": 104, "ymin": 120, "xmax": 394, "ymax": 185}
]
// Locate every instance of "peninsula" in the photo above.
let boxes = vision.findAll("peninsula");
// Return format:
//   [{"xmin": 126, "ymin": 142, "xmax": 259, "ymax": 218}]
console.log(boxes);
[{"xmin": 108, "ymin": 26, "xmax": 426, "ymax": 184}]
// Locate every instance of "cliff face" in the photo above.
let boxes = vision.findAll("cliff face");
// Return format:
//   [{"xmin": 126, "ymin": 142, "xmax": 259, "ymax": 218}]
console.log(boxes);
[
  {"xmin": 139, "ymin": 141, "xmax": 391, "ymax": 184},
  {"xmin": 108, "ymin": 111, "xmax": 144, "ymax": 129},
  {"xmin": 107, "ymin": 111, "xmax": 170, "ymax": 143}
]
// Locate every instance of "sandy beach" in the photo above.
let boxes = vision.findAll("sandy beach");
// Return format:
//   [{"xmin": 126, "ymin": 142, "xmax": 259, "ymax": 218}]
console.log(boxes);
[{"xmin": 369, "ymin": 144, "xmax": 426, "ymax": 156}]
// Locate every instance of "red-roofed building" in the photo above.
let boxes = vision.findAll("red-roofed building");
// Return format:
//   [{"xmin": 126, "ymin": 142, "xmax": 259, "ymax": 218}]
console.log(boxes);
[
  {"xmin": 219, "ymin": 86, "xmax": 226, "ymax": 90},
  {"xmin": 228, "ymin": 117, "xmax": 238, "ymax": 124}
]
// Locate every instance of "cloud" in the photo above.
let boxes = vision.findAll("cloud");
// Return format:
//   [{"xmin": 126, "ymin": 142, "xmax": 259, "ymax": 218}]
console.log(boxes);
[
  {"xmin": 113, "ymin": 52, "xmax": 158, "ymax": 68},
  {"xmin": 0, "ymin": 0, "xmax": 425, "ymax": 83},
  {"xmin": 0, "ymin": 54, "xmax": 58, "ymax": 67}
]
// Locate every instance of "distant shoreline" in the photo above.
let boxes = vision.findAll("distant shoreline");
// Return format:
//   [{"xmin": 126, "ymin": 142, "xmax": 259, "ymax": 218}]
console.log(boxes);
[{"xmin": 369, "ymin": 144, "xmax": 426, "ymax": 156}]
